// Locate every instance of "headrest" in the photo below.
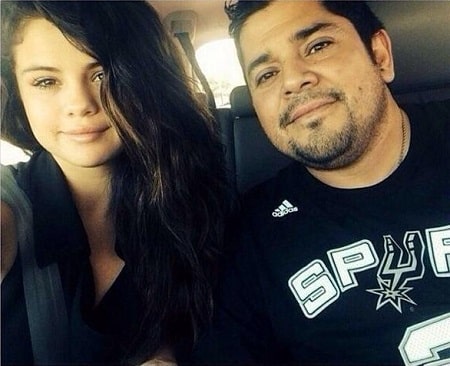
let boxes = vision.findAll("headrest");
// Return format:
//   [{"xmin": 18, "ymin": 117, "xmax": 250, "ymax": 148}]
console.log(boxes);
[
  {"xmin": 230, "ymin": 85, "xmax": 255, "ymax": 118},
  {"xmin": 370, "ymin": 1, "xmax": 450, "ymax": 94}
]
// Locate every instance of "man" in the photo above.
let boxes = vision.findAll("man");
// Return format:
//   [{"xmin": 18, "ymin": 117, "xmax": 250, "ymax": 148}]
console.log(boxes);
[{"xmin": 193, "ymin": 1, "xmax": 450, "ymax": 365}]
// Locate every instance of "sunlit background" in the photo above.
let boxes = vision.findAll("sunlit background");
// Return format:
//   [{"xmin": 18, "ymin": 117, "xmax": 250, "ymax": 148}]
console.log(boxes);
[
  {"xmin": 196, "ymin": 38, "xmax": 245, "ymax": 107},
  {"xmin": 1, "ymin": 141, "xmax": 30, "ymax": 165}
]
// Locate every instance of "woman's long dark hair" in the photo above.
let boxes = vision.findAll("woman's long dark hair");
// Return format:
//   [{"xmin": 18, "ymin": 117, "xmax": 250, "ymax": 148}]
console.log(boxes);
[{"xmin": 1, "ymin": 1, "xmax": 230, "ymax": 364}]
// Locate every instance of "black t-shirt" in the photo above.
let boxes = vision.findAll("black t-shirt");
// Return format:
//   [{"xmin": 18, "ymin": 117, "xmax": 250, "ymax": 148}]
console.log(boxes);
[
  {"xmin": 193, "ymin": 100, "xmax": 450, "ymax": 365},
  {"xmin": 1, "ymin": 151, "xmax": 142, "ymax": 365}
]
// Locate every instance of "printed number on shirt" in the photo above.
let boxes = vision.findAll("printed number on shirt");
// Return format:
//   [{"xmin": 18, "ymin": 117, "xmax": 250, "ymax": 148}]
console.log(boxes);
[{"xmin": 399, "ymin": 313, "xmax": 450, "ymax": 366}]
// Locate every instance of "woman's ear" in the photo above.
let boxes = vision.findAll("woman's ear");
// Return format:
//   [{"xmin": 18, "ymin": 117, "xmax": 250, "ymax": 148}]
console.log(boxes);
[{"xmin": 371, "ymin": 29, "xmax": 395, "ymax": 83}]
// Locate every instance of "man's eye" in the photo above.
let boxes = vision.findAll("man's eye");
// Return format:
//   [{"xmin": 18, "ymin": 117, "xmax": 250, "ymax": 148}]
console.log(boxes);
[
  {"xmin": 32, "ymin": 78, "xmax": 57, "ymax": 89},
  {"xmin": 256, "ymin": 70, "xmax": 278, "ymax": 86},
  {"xmin": 308, "ymin": 40, "xmax": 332, "ymax": 55}
]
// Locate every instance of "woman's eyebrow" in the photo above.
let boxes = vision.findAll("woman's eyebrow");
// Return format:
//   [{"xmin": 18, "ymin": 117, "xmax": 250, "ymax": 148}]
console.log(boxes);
[
  {"xmin": 21, "ymin": 61, "xmax": 101, "ymax": 75},
  {"xmin": 86, "ymin": 61, "xmax": 102, "ymax": 70},
  {"xmin": 21, "ymin": 66, "xmax": 60, "ymax": 75}
]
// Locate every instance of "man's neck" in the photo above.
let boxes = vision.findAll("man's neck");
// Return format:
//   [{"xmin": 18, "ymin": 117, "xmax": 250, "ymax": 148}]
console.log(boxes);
[{"xmin": 307, "ymin": 105, "xmax": 410, "ymax": 189}]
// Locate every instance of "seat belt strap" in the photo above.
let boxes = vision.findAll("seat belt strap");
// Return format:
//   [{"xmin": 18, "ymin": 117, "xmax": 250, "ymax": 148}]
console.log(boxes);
[
  {"xmin": 174, "ymin": 32, "xmax": 217, "ymax": 112},
  {"xmin": 2, "ymin": 167, "xmax": 70, "ymax": 364}
]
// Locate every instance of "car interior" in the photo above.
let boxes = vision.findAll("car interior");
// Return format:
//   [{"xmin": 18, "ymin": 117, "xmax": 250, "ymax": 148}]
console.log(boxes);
[
  {"xmin": 150, "ymin": 0, "xmax": 450, "ymax": 194},
  {"xmin": 2, "ymin": 1, "xmax": 450, "ymax": 194},
  {"xmin": 1, "ymin": 3, "xmax": 448, "ymax": 365}
]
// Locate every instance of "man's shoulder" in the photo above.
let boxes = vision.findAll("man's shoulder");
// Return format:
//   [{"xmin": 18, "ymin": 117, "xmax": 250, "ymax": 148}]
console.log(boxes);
[
  {"xmin": 403, "ymin": 99, "xmax": 450, "ymax": 148},
  {"xmin": 403, "ymin": 99, "xmax": 449, "ymax": 125}
]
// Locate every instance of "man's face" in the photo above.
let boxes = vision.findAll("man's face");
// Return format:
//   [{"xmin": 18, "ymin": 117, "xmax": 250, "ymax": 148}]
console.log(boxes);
[{"xmin": 239, "ymin": 0, "xmax": 394, "ymax": 170}]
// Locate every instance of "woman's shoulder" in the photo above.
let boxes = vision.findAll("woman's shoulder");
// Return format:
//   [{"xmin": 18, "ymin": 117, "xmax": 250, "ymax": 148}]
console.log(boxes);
[
  {"xmin": 0, "ymin": 161, "xmax": 34, "ymax": 281},
  {"xmin": 1, "ymin": 199, "xmax": 18, "ymax": 281}
]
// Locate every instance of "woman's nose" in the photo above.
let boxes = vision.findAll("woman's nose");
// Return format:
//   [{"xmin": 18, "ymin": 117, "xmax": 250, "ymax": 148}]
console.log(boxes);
[{"xmin": 63, "ymin": 81, "xmax": 101, "ymax": 117}]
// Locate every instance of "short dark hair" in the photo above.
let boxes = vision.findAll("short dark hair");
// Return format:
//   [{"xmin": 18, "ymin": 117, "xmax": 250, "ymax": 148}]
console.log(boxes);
[{"xmin": 225, "ymin": 0, "xmax": 384, "ymax": 66}]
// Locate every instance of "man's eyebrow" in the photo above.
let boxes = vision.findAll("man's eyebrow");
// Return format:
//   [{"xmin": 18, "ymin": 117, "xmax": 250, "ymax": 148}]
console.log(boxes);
[
  {"xmin": 246, "ymin": 22, "xmax": 337, "ymax": 78},
  {"xmin": 290, "ymin": 22, "xmax": 336, "ymax": 42},
  {"xmin": 246, "ymin": 53, "xmax": 271, "ymax": 78}
]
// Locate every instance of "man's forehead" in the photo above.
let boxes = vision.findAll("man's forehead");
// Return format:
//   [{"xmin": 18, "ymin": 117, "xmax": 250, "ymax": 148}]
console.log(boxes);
[
  {"xmin": 247, "ymin": 1, "xmax": 335, "ymax": 28},
  {"xmin": 239, "ymin": 0, "xmax": 336, "ymax": 46},
  {"xmin": 239, "ymin": 1, "xmax": 341, "ymax": 67}
]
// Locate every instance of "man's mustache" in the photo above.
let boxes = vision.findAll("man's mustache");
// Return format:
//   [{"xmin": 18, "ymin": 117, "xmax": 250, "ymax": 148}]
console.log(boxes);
[{"xmin": 279, "ymin": 89, "xmax": 345, "ymax": 128}]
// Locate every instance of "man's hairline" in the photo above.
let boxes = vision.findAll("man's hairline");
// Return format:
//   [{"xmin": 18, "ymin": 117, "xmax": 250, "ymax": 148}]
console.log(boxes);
[{"xmin": 233, "ymin": 1, "xmax": 381, "ymax": 83}]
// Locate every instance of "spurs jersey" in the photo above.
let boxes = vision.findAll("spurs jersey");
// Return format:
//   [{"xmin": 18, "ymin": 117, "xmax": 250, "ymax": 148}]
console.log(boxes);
[{"xmin": 194, "ymin": 101, "xmax": 450, "ymax": 365}]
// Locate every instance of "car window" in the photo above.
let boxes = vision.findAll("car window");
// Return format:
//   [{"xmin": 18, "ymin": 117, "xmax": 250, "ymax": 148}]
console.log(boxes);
[
  {"xmin": 196, "ymin": 38, "xmax": 245, "ymax": 107},
  {"xmin": 1, "ymin": 140, "xmax": 29, "ymax": 165}
]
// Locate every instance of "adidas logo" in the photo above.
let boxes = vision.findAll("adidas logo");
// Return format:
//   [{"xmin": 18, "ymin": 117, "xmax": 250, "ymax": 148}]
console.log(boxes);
[{"xmin": 272, "ymin": 200, "xmax": 298, "ymax": 217}]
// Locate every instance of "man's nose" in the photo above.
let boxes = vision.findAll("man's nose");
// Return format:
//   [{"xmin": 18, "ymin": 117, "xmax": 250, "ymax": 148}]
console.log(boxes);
[{"xmin": 281, "ymin": 58, "xmax": 319, "ymax": 98}]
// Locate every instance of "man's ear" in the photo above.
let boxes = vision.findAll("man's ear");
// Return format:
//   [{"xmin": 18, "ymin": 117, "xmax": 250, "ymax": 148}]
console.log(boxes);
[{"xmin": 371, "ymin": 29, "xmax": 395, "ymax": 83}]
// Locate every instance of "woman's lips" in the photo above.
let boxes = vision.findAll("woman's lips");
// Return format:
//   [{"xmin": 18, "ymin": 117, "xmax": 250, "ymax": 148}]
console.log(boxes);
[{"xmin": 62, "ymin": 126, "xmax": 110, "ymax": 142}]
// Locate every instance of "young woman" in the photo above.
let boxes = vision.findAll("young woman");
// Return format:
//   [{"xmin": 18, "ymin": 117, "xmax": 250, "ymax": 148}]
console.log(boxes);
[{"xmin": 1, "ymin": 1, "xmax": 229, "ymax": 365}]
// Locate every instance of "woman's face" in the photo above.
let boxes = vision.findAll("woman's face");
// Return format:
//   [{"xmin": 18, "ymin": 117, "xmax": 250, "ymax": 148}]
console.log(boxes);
[{"xmin": 13, "ymin": 17, "xmax": 123, "ymax": 173}]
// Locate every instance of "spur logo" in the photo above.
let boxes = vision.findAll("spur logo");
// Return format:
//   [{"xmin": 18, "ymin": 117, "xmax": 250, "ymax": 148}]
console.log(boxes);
[{"xmin": 288, "ymin": 225, "xmax": 450, "ymax": 318}]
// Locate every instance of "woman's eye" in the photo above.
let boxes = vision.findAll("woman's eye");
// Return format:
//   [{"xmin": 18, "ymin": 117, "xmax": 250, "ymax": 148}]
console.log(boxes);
[
  {"xmin": 308, "ymin": 40, "xmax": 332, "ymax": 55},
  {"xmin": 256, "ymin": 70, "xmax": 278, "ymax": 86},
  {"xmin": 92, "ymin": 71, "xmax": 105, "ymax": 82},
  {"xmin": 32, "ymin": 78, "xmax": 57, "ymax": 89}
]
